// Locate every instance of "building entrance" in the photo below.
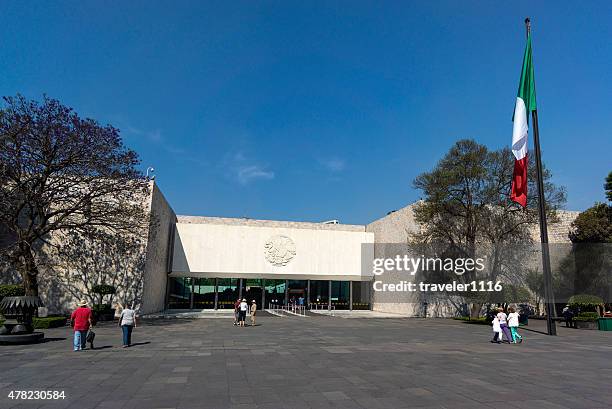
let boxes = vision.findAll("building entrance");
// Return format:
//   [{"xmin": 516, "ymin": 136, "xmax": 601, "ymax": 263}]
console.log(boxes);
[
  {"xmin": 288, "ymin": 280, "xmax": 307, "ymax": 306},
  {"xmin": 166, "ymin": 277, "xmax": 371, "ymax": 310},
  {"xmin": 264, "ymin": 279, "xmax": 286, "ymax": 306},
  {"xmin": 243, "ymin": 279, "xmax": 264, "ymax": 307}
]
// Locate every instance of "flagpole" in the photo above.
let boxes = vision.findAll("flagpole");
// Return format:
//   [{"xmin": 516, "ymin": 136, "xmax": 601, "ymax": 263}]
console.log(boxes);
[{"xmin": 525, "ymin": 17, "xmax": 557, "ymax": 336}]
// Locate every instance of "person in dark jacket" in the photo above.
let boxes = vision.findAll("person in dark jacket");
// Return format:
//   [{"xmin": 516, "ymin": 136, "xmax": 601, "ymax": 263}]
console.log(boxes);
[{"xmin": 562, "ymin": 305, "xmax": 575, "ymax": 328}]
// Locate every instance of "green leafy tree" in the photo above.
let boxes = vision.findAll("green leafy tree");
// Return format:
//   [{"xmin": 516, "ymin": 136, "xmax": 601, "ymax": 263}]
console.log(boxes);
[
  {"xmin": 569, "ymin": 203, "xmax": 612, "ymax": 243},
  {"xmin": 605, "ymin": 171, "xmax": 612, "ymax": 202},
  {"xmin": 559, "ymin": 175, "xmax": 612, "ymax": 303},
  {"xmin": 413, "ymin": 139, "xmax": 566, "ymax": 317}
]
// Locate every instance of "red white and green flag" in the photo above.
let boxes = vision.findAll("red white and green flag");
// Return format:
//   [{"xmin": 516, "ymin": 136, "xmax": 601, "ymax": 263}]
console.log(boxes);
[{"xmin": 510, "ymin": 35, "xmax": 537, "ymax": 207}]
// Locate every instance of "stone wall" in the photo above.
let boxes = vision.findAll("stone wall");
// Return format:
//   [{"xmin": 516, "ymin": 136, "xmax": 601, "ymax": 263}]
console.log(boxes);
[
  {"xmin": 365, "ymin": 203, "xmax": 580, "ymax": 316},
  {"xmin": 1, "ymin": 181, "xmax": 173, "ymax": 315},
  {"xmin": 140, "ymin": 182, "xmax": 177, "ymax": 314},
  {"xmin": 366, "ymin": 204, "xmax": 422, "ymax": 314},
  {"xmin": 528, "ymin": 209, "xmax": 580, "ymax": 243},
  {"xmin": 37, "ymin": 182, "xmax": 160, "ymax": 314}
]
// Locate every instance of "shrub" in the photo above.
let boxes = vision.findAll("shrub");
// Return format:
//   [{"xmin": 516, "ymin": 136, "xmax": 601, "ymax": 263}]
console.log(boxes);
[
  {"xmin": 0, "ymin": 316, "xmax": 67, "ymax": 328},
  {"xmin": 453, "ymin": 316, "xmax": 490, "ymax": 325},
  {"xmin": 0, "ymin": 284, "xmax": 25, "ymax": 301},
  {"xmin": 91, "ymin": 284, "xmax": 117, "ymax": 307},
  {"xmin": 568, "ymin": 294, "xmax": 604, "ymax": 312},
  {"xmin": 91, "ymin": 284, "xmax": 117, "ymax": 297},
  {"xmin": 574, "ymin": 312, "xmax": 600, "ymax": 322},
  {"xmin": 32, "ymin": 316, "xmax": 68, "ymax": 329}
]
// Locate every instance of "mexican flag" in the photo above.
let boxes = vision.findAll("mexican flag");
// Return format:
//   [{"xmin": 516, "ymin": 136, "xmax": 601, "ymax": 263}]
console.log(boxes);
[{"xmin": 510, "ymin": 35, "xmax": 537, "ymax": 207}]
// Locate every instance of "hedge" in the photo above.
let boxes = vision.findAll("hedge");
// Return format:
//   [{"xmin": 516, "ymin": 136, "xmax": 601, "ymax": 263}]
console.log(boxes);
[
  {"xmin": 574, "ymin": 312, "xmax": 600, "ymax": 322},
  {"xmin": 0, "ymin": 316, "xmax": 67, "ymax": 329},
  {"xmin": 453, "ymin": 317, "xmax": 490, "ymax": 325},
  {"xmin": 568, "ymin": 294, "xmax": 604, "ymax": 311}
]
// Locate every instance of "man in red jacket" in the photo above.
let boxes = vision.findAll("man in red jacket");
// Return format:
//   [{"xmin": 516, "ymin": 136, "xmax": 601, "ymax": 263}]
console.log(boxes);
[{"xmin": 70, "ymin": 299, "xmax": 92, "ymax": 351}]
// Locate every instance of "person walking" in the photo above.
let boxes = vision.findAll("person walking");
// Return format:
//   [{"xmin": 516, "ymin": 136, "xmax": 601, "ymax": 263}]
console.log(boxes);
[
  {"xmin": 239, "ymin": 298, "xmax": 248, "ymax": 327},
  {"xmin": 233, "ymin": 298, "xmax": 241, "ymax": 326},
  {"xmin": 562, "ymin": 305, "xmax": 575, "ymax": 328},
  {"xmin": 507, "ymin": 306, "xmax": 523, "ymax": 344},
  {"xmin": 250, "ymin": 300, "xmax": 257, "ymax": 326},
  {"xmin": 491, "ymin": 315, "xmax": 502, "ymax": 344},
  {"xmin": 118, "ymin": 303, "xmax": 137, "ymax": 348},
  {"xmin": 70, "ymin": 299, "xmax": 92, "ymax": 351},
  {"xmin": 496, "ymin": 307, "xmax": 512, "ymax": 343}
]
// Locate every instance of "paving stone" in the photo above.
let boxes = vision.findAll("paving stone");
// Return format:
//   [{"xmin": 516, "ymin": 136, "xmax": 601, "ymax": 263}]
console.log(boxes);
[{"xmin": 0, "ymin": 317, "xmax": 610, "ymax": 408}]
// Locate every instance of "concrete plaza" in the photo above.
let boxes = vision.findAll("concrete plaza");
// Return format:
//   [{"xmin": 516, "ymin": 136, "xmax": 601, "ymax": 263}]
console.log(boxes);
[{"xmin": 1, "ymin": 314, "xmax": 611, "ymax": 409}]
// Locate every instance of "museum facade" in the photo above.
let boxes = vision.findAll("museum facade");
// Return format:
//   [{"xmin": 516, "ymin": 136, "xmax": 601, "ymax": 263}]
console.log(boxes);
[
  {"xmin": 137, "ymin": 182, "xmax": 376, "ymax": 314},
  {"xmin": 130, "ymin": 182, "xmax": 579, "ymax": 316},
  {"xmin": 9, "ymin": 181, "xmax": 577, "ymax": 316}
]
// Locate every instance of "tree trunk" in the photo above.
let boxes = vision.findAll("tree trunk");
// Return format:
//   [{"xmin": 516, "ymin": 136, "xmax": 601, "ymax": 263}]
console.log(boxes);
[
  {"xmin": 19, "ymin": 242, "xmax": 39, "ymax": 296},
  {"xmin": 470, "ymin": 303, "xmax": 482, "ymax": 318}
]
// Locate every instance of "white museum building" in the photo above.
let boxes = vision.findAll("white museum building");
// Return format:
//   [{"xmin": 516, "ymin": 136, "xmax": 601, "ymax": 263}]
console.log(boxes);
[{"xmin": 126, "ymin": 182, "xmax": 579, "ymax": 317}]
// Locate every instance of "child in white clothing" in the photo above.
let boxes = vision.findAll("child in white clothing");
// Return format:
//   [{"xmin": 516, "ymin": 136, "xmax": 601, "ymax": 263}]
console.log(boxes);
[{"xmin": 491, "ymin": 316, "xmax": 503, "ymax": 343}]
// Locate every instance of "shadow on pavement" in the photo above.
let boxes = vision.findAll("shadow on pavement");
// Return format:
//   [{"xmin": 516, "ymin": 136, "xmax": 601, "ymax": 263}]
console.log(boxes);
[
  {"xmin": 139, "ymin": 319, "xmax": 196, "ymax": 327},
  {"xmin": 40, "ymin": 337, "xmax": 67, "ymax": 343},
  {"xmin": 128, "ymin": 341, "xmax": 151, "ymax": 347}
]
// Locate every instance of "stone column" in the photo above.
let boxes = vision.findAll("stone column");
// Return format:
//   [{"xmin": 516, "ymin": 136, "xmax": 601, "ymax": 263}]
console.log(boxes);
[
  {"xmin": 328, "ymin": 280, "xmax": 332, "ymax": 311},
  {"xmin": 214, "ymin": 278, "xmax": 219, "ymax": 310},
  {"xmin": 349, "ymin": 281, "xmax": 353, "ymax": 311}
]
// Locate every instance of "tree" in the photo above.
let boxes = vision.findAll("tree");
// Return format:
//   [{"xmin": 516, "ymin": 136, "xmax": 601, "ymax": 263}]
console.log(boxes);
[
  {"xmin": 560, "ymin": 175, "xmax": 612, "ymax": 303},
  {"xmin": 569, "ymin": 203, "xmax": 612, "ymax": 243},
  {"xmin": 525, "ymin": 270, "xmax": 544, "ymax": 315},
  {"xmin": 0, "ymin": 95, "xmax": 149, "ymax": 296},
  {"xmin": 412, "ymin": 139, "xmax": 566, "ymax": 317},
  {"xmin": 605, "ymin": 171, "xmax": 612, "ymax": 202}
]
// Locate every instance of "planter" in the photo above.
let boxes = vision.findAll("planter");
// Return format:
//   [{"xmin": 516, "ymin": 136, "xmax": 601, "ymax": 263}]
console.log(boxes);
[
  {"xmin": 598, "ymin": 317, "xmax": 612, "ymax": 331},
  {"xmin": 575, "ymin": 320, "xmax": 598, "ymax": 330},
  {"xmin": 0, "ymin": 296, "xmax": 45, "ymax": 344}
]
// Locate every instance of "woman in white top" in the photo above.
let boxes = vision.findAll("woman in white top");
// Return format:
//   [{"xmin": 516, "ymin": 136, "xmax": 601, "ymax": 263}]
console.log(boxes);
[
  {"xmin": 507, "ymin": 306, "xmax": 523, "ymax": 343},
  {"xmin": 118, "ymin": 303, "xmax": 137, "ymax": 347},
  {"xmin": 238, "ymin": 299, "xmax": 248, "ymax": 327}
]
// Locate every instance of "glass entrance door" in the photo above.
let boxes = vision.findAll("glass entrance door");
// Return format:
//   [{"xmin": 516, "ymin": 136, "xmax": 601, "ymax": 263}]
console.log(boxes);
[
  {"xmin": 244, "ymin": 279, "xmax": 263, "ymax": 307},
  {"xmin": 265, "ymin": 279, "xmax": 286, "ymax": 307},
  {"xmin": 288, "ymin": 280, "xmax": 307, "ymax": 306},
  {"xmin": 193, "ymin": 278, "xmax": 216, "ymax": 309},
  {"xmin": 331, "ymin": 281, "xmax": 350, "ymax": 310},
  {"xmin": 217, "ymin": 278, "xmax": 240, "ymax": 310},
  {"xmin": 167, "ymin": 277, "xmax": 192, "ymax": 309},
  {"xmin": 309, "ymin": 280, "xmax": 329, "ymax": 308}
]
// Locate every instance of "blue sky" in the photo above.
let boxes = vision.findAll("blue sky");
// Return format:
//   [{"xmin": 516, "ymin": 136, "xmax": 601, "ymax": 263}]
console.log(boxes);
[{"xmin": 1, "ymin": 1, "xmax": 611, "ymax": 224}]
